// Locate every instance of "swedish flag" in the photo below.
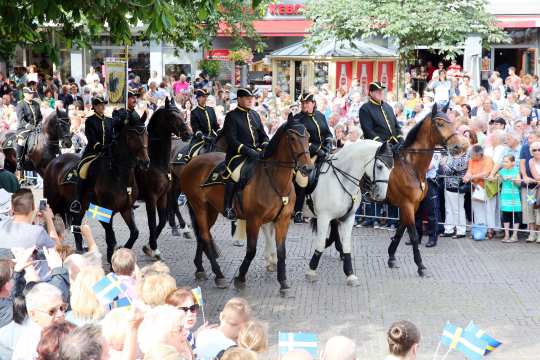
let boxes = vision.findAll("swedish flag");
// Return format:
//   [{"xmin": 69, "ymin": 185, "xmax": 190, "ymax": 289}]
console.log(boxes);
[
  {"xmin": 92, "ymin": 273, "xmax": 127, "ymax": 304},
  {"xmin": 441, "ymin": 322, "xmax": 488, "ymax": 360},
  {"xmin": 192, "ymin": 287, "xmax": 204, "ymax": 305},
  {"xmin": 465, "ymin": 321, "xmax": 501, "ymax": 354},
  {"xmin": 86, "ymin": 203, "xmax": 113, "ymax": 223}
]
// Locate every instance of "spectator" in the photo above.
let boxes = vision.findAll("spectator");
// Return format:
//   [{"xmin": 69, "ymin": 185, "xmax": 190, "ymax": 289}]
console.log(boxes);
[
  {"xmin": 526, "ymin": 140, "xmax": 540, "ymax": 242},
  {"xmin": 36, "ymin": 321, "xmax": 76, "ymax": 360},
  {"xmin": 196, "ymin": 297, "xmax": 251, "ymax": 359},
  {"xmin": 237, "ymin": 320, "xmax": 268, "ymax": 354},
  {"xmin": 321, "ymin": 335, "xmax": 357, "ymax": 360},
  {"xmin": 58, "ymin": 324, "xmax": 109, "ymax": 360},
  {"xmin": 66, "ymin": 265, "xmax": 106, "ymax": 326},
  {"xmin": 137, "ymin": 304, "xmax": 193, "ymax": 359},
  {"xmin": 429, "ymin": 69, "xmax": 452, "ymax": 107},
  {"xmin": 101, "ymin": 308, "xmax": 131, "ymax": 360},
  {"xmin": 440, "ymin": 149, "xmax": 469, "ymax": 238},
  {"xmin": 111, "ymin": 248, "xmax": 137, "ymax": 301},
  {"xmin": 497, "ymin": 155, "xmax": 522, "ymax": 242},
  {"xmin": 166, "ymin": 287, "xmax": 205, "ymax": 351},
  {"xmin": 281, "ymin": 349, "xmax": 313, "ymax": 360},
  {"xmin": 385, "ymin": 320, "xmax": 420, "ymax": 360},
  {"xmin": 0, "ymin": 93, "xmax": 18, "ymax": 131},
  {"xmin": 0, "ymin": 152, "xmax": 20, "ymax": 192},
  {"xmin": 220, "ymin": 347, "xmax": 258, "ymax": 360},
  {"xmin": 0, "ymin": 259, "xmax": 13, "ymax": 328},
  {"xmin": 138, "ymin": 271, "xmax": 176, "ymax": 307},
  {"xmin": 12, "ymin": 283, "xmax": 67, "ymax": 360}
]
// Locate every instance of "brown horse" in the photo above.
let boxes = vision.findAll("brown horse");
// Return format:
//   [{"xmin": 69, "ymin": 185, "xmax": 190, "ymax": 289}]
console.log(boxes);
[
  {"xmin": 135, "ymin": 98, "xmax": 191, "ymax": 259},
  {"xmin": 180, "ymin": 120, "xmax": 313, "ymax": 295},
  {"xmin": 387, "ymin": 103, "xmax": 468, "ymax": 276},
  {"xmin": 1, "ymin": 110, "xmax": 72, "ymax": 175},
  {"xmin": 44, "ymin": 117, "xmax": 150, "ymax": 260}
]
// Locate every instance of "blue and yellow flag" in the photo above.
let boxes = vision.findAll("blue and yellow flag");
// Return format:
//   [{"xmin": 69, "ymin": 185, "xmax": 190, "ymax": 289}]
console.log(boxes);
[
  {"xmin": 92, "ymin": 273, "xmax": 127, "ymax": 304},
  {"xmin": 86, "ymin": 203, "xmax": 113, "ymax": 223},
  {"xmin": 192, "ymin": 287, "xmax": 204, "ymax": 305},
  {"xmin": 441, "ymin": 322, "xmax": 488, "ymax": 360},
  {"xmin": 465, "ymin": 321, "xmax": 502, "ymax": 354},
  {"xmin": 278, "ymin": 332, "xmax": 318, "ymax": 358}
]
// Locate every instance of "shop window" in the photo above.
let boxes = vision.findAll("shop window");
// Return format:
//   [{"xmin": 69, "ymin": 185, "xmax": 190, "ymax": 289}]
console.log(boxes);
[
  {"xmin": 276, "ymin": 60, "xmax": 290, "ymax": 93},
  {"xmin": 314, "ymin": 62, "xmax": 329, "ymax": 88}
]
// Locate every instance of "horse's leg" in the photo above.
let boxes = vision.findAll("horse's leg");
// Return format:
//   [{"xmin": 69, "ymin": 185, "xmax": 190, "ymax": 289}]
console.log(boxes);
[
  {"xmin": 306, "ymin": 215, "xmax": 331, "ymax": 282},
  {"xmin": 338, "ymin": 215, "xmax": 360, "ymax": 286},
  {"xmin": 406, "ymin": 224, "xmax": 428, "ymax": 277},
  {"xmin": 121, "ymin": 209, "xmax": 140, "ymax": 250},
  {"xmin": 275, "ymin": 219, "xmax": 291, "ymax": 296},
  {"xmin": 388, "ymin": 222, "xmax": 406, "ymax": 268},
  {"xmin": 234, "ymin": 219, "xmax": 261, "ymax": 289},
  {"xmin": 71, "ymin": 213, "xmax": 84, "ymax": 252},
  {"xmin": 145, "ymin": 200, "xmax": 157, "ymax": 250},
  {"xmin": 154, "ymin": 194, "xmax": 168, "ymax": 241},
  {"xmin": 100, "ymin": 218, "xmax": 117, "ymax": 264},
  {"xmin": 261, "ymin": 223, "xmax": 277, "ymax": 272},
  {"xmin": 167, "ymin": 190, "xmax": 179, "ymax": 235}
]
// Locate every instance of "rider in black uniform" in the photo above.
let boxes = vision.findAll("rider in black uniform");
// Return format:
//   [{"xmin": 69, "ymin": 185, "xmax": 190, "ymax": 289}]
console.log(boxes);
[
  {"xmin": 15, "ymin": 87, "xmax": 43, "ymax": 172},
  {"xmin": 292, "ymin": 92, "xmax": 333, "ymax": 224},
  {"xmin": 222, "ymin": 88, "xmax": 269, "ymax": 220},
  {"xmin": 187, "ymin": 88, "xmax": 220, "ymax": 159},
  {"xmin": 70, "ymin": 96, "xmax": 120, "ymax": 213}
]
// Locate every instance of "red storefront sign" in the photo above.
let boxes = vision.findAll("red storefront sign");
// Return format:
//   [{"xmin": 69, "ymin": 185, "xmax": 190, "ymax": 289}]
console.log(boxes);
[
  {"xmin": 205, "ymin": 49, "xmax": 231, "ymax": 61},
  {"xmin": 336, "ymin": 62, "xmax": 353, "ymax": 90},
  {"xmin": 377, "ymin": 61, "xmax": 394, "ymax": 92},
  {"xmin": 268, "ymin": 3, "xmax": 304, "ymax": 16},
  {"xmin": 356, "ymin": 61, "xmax": 374, "ymax": 97}
]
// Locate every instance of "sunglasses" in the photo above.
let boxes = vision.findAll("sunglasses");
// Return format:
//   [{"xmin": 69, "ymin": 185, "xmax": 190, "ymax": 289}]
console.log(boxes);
[
  {"xmin": 178, "ymin": 304, "xmax": 199, "ymax": 313},
  {"xmin": 38, "ymin": 303, "xmax": 68, "ymax": 317},
  {"xmin": 532, "ymin": 149, "xmax": 540, "ymax": 152}
]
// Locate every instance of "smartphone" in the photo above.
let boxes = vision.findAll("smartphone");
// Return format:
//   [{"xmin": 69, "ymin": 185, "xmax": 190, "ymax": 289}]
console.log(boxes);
[
  {"xmin": 70, "ymin": 225, "xmax": 81, "ymax": 234},
  {"xmin": 38, "ymin": 199, "xmax": 47, "ymax": 211}
]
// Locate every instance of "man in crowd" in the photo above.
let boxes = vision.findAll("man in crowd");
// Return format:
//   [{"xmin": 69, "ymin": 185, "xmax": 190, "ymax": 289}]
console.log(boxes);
[
  {"xmin": 0, "ymin": 152, "xmax": 19, "ymax": 193},
  {"xmin": 15, "ymin": 87, "xmax": 43, "ymax": 172},
  {"xmin": 222, "ymin": 88, "xmax": 269, "ymax": 220},
  {"xmin": 292, "ymin": 92, "xmax": 333, "ymax": 224}
]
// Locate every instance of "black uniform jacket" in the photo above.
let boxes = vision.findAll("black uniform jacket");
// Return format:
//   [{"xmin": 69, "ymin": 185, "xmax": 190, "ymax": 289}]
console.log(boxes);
[
  {"xmin": 293, "ymin": 110, "xmax": 333, "ymax": 157},
  {"xmin": 16, "ymin": 100, "xmax": 43, "ymax": 132},
  {"xmin": 81, "ymin": 112, "xmax": 117, "ymax": 159},
  {"xmin": 359, "ymin": 98, "xmax": 403, "ymax": 143},
  {"xmin": 191, "ymin": 105, "xmax": 219, "ymax": 138}
]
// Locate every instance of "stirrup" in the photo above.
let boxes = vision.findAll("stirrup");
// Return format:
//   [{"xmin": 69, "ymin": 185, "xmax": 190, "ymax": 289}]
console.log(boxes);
[
  {"xmin": 224, "ymin": 208, "xmax": 237, "ymax": 220},
  {"xmin": 70, "ymin": 200, "xmax": 82, "ymax": 214}
]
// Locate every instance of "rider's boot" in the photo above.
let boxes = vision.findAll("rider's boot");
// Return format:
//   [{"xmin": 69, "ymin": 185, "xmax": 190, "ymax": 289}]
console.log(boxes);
[
  {"xmin": 15, "ymin": 144, "xmax": 24, "ymax": 179},
  {"xmin": 69, "ymin": 179, "xmax": 84, "ymax": 214},
  {"xmin": 294, "ymin": 185, "xmax": 306, "ymax": 224},
  {"xmin": 223, "ymin": 180, "xmax": 237, "ymax": 221}
]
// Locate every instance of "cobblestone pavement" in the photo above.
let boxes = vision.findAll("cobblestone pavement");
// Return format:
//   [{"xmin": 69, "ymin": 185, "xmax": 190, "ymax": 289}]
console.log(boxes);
[{"xmin": 72, "ymin": 204, "xmax": 540, "ymax": 359}]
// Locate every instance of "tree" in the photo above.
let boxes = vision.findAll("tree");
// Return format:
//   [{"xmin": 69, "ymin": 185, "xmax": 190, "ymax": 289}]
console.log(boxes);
[
  {"xmin": 304, "ymin": 0, "xmax": 509, "ymax": 62},
  {"xmin": 0, "ymin": 0, "xmax": 269, "ymax": 61}
]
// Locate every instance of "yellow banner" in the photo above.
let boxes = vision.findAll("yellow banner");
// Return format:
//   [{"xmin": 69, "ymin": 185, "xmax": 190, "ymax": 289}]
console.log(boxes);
[{"xmin": 104, "ymin": 61, "xmax": 127, "ymax": 107}]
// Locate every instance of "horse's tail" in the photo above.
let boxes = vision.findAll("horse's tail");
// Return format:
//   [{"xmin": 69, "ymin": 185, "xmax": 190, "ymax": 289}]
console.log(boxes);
[
  {"xmin": 325, "ymin": 219, "xmax": 342, "ymax": 252},
  {"xmin": 310, "ymin": 217, "xmax": 317, "ymax": 234}
]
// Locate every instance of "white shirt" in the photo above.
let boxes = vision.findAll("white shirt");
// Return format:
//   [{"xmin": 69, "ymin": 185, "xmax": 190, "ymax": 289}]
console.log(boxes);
[
  {"xmin": 194, "ymin": 328, "xmax": 235, "ymax": 360},
  {"xmin": 11, "ymin": 319, "xmax": 41, "ymax": 360}
]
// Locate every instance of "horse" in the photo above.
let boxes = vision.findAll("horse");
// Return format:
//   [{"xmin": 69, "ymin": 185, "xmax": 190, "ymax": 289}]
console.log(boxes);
[
  {"xmin": 44, "ymin": 116, "xmax": 150, "ymax": 260},
  {"xmin": 386, "ymin": 103, "xmax": 468, "ymax": 277},
  {"xmin": 135, "ymin": 98, "xmax": 191, "ymax": 259},
  {"xmin": 1, "ymin": 110, "xmax": 72, "ymax": 175},
  {"xmin": 180, "ymin": 120, "xmax": 313, "ymax": 295},
  {"xmin": 260, "ymin": 140, "xmax": 394, "ymax": 286}
]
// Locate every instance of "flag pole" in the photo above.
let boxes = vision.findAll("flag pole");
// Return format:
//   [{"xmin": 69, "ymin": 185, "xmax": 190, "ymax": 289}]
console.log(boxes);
[
  {"xmin": 439, "ymin": 347, "xmax": 452, "ymax": 360},
  {"xmin": 432, "ymin": 340, "xmax": 442, "ymax": 360},
  {"xmin": 201, "ymin": 302, "xmax": 206, "ymax": 324}
]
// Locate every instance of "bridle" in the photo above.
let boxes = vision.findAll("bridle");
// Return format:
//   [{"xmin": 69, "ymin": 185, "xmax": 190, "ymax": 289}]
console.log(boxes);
[
  {"xmin": 399, "ymin": 115, "xmax": 458, "ymax": 154},
  {"xmin": 358, "ymin": 151, "xmax": 393, "ymax": 201},
  {"xmin": 261, "ymin": 127, "xmax": 310, "ymax": 173}
]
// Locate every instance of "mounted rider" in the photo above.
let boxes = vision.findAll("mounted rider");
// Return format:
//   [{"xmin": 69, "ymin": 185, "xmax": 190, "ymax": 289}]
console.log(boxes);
[
  {"xmin": 15, "ymin": 86, "xmax": 43, "ymax": 171},
  {"xmin": 292, "ymin": 92, "xmax": 333, "ymax": 224},
  {"xmin": 187, "ymin": 88, "xmax": 220, "ymax": 159},
  {"xmin": 222, "ymin": 88, "xmax": 269, "ymax": 220},
  {"xmin": 69, "ymin": 95, "xmax": 122, "ymax": 213},
  {"xmin": 113, "ymin": 88, "xmax": 145, "ymax": 126},
  {"xmin": 359, "ymin": 81, "xmax": 403, "ymax": 145}
]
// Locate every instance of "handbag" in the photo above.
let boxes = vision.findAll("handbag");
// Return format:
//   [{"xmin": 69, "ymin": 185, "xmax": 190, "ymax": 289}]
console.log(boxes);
[
  {"xmin": 472, "ymin": 185, "xmax": 487, "ymax": 202},
  {"xmin": 484, "ymin": 179, "xmax": 500, "ymax": 199},
  {"xmin": 472, "ymin": 223, "xmax": 488, "ymax": 241}
]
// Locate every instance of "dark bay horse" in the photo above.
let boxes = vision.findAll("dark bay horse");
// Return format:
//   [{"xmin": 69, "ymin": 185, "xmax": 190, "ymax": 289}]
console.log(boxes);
[
  {"xmin": 135, "ymin": 98, "xmax": 191, "ymax": 259},
  {"xmin": 1, "ymin": 110, "xmax": 72, "ymax": 175},
  {"xmin": 44, "ymin": 117, "xmax": 150, "ymax": 260},
  {"xmin": 180, "ymin": 121, "xmax": 313, "ymax": 295},
  {"xmin": 387, "ymin": 104, "xmax": 468, "ymax": 276}
]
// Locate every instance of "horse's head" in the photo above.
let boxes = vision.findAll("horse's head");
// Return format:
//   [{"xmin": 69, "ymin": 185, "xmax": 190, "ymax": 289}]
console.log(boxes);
[
  {"xmin": 122, "ymin": 118, "xmax": 150, "ymax": 170},
  {"xmin": 367, "ymin": 141, "xmax": 394, "ymax": 202},
  {"xmin": 429, "ymin": 103, "xmax": 469, "ymax": 155},
  {"xmin": 45, "ymin": 110, "xmax": 72, "ymax": 149},
  {"xmin": 285, "ymin": 120, "xmax": 313, "ymax": 176},
  {"xmin": 164, "ymin": 97, "xmax": 191, "ymax": 141}
]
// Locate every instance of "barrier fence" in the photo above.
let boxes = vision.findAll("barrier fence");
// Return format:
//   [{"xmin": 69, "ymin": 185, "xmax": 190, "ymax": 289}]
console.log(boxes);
[{"xmin": 356, "ymin": 174, "xmax": 537, "ymax": 236}]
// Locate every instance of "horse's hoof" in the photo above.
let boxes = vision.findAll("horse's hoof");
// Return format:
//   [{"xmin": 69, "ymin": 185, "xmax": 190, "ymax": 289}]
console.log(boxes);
[
  {"xmin": 234, "ymin": 277, "xmax": 246, "ymax": 289},
  {"xmin": 171, "ymin": 228, "xmax": 181, "ymax": 237},
  {"xmin": 419, "ymin": 264, "xmax": 427, "ymax": 270},
  {"xmin": 418, "ymin": 267, "xmax": 431, "ymax": 277},
  {"xmin": 305, "ymin": 269, "xmax": 318, "ymax": 282},
  {"xmin": 340, "ymin": 253, "xmax": 345, "ymax": 261},
  {"xmin": 195, "ymin": 271, "xmax": 208, "ymax": 281},
  {"xmin": 388, "ymin": 259, "xmax": 399, "ymax": 269},
  {"xmin": 279, "ymin": 282, "xmax": 292, "ymax": 298},
  {"xmin": 266, "ymin": 262, "xmax": 277, "ymax": 272},
  {"xmin": 346, "ymin": 275, "xmax": 360, "ymax": 287},
  {"xmin": 142, "ymin": 245, "xmax": 160, "ymax": 260},
  {"xmin": 233, "ymin": 239, "xmax": 243, "ymax": 247},
  {"xmin": 215, "ymin": 277, "xmax": 228, "ymax": 289},
  {"xmin": 183, "ymin": 232, "xmax": 192, "ymax": 239}
]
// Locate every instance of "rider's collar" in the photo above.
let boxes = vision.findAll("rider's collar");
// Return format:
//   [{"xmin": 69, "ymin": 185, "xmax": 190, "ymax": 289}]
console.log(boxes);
[
  {"xmin": 369, "ymin": 97, "xmax": 382, "ymax": 106},
  {"xmin": 197, "ymin": 105, "xmax": 206, "ymax": 110},
  {"xmin": 24, "ymin": 99, "xmax": 33, "ymax": 105},
  {"xmin": 237, "ymin": 105, "xmax": 250, "ymax": 112},
  {"xmin": 94, "ymin": 112, "xmax": 104, "ymax": 119},
  {"xmin": 302, "ymin": 111, "xmax": 314, "ymax": 117}
]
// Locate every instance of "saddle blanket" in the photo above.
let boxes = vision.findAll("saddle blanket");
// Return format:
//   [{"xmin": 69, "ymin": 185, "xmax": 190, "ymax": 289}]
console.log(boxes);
[
  {"xmin": 62, "ymin": 165, "xmax": 79, "ymax": 185},
  {"xmin": 201, "ymin": 161, "xmax": 227, "ymax": 187},
  {"xmin": 171, "ymin": 144, "xmax": 190, "ymax": 165}
]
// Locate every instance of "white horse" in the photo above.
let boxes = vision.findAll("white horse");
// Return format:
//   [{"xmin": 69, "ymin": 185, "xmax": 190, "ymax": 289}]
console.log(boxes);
[{"xmin": 257, "ymin": 139, "xmax": 394, "ymax": 286}]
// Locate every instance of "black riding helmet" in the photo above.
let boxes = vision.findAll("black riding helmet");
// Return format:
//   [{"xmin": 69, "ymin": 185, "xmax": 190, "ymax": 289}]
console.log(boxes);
[{"xmin": 91, "ymin": 96, "xmax": 106, "ymax": 107}]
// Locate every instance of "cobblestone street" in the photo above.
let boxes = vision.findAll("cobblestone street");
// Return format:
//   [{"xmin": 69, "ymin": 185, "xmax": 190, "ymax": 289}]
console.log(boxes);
[{"xmin": 69, "ymin": 205, "xmax": 540, "ymax": 359}]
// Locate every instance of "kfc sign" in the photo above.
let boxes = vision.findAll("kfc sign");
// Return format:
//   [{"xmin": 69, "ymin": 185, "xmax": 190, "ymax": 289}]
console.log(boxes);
[{"xmin": 267, "ymin": 3, "xmax": 304, "ymax": 17}]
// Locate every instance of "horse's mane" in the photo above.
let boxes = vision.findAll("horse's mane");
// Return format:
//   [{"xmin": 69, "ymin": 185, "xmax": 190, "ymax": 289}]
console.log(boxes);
[
  {"xmin": 402, "ymin": 118, "xmax": 426, "ymax": 148},
  {"xmin": 147, "ymin": 107, "xmax": 163, "ymax": 135},
  {"xmin": 263, "ymin": 120, "xmax": 305, "ymax": 159}
]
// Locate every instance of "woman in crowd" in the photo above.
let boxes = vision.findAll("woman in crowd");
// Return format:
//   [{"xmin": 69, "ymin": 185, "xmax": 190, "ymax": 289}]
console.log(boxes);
[
  {"xmin": 429, "ymin": 69, "xmax": 452, "ymax": 107},
  {"xmin": 66, "ymin": 266, "xmax": 106, "ymax": 326},
  {"xmin": 385, "ymin": 320, "xmax": 420, "ymax": 360},
  {"xmin": 36, "ymin": 321, "xmax": 76, "ymax": 360},
  {"xmin": 440, "ymin": 148, "xmax": 469, "ymax": 238},
  {"xmin": 526, "ymin": 141, "xmax": 540, "ymax": 242}
]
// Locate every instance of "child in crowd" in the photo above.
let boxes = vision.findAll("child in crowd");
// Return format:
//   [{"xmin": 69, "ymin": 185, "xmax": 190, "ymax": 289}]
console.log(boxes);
[
  {"xmin": 497, "ymin": 155, "xmax": 522, "ymax": 242},
  {"xmin": 111, "ymin": 248, "xmax": 138, "ymax": 301}
]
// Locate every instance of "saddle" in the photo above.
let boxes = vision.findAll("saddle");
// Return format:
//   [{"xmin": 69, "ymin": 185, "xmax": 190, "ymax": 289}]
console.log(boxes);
[
  {"xmin": 304, "ymin": 160, "xmax": 324, "ymax": 195},
  {"xmin": 201, "ymin": 159, "xmax": 257, "ymax": 190},
  {"xmin": 171, "ymin": 144, "xmax": 190, "ymax": 165},
  {"xmin": 62, "ymin": 165, "xmax": 79, "ymax": 185},
  {"xmin": 0, "ymin": 132, "xmax": 16, "ymax": 150}
]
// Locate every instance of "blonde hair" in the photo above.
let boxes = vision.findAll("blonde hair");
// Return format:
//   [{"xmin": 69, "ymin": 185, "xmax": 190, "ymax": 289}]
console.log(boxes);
[
  {"xmin": 221, "ymin": 347, "xmax": 258, "ymax": 360},
  {"xmin": 222, "ymin": 297, "xmax": 251, "ymax": 323},
  {"xmin": 143, "ymin": 344, "xmax": 185, "ymax": 360},
  {"xmin": 111, "ymin": 248, "xmax": 136, "ymax": 276},
  {"xmin": 70, "ymin": 266, "xmax": 106, "ymax": 321},
  {"xmin": 102, "ymin": 308, "xmax": 130, "ymax": 351},
  {"xmin": 137, "ymin": 305, "xmax": 185, "ymax": 355},
  {"xmin": 139, "ymin": 272, "xmax": 176, "ymax": 307},
  {"xmin": 237, "ymin": 320, "xmax": 268, "ymax": 353}
]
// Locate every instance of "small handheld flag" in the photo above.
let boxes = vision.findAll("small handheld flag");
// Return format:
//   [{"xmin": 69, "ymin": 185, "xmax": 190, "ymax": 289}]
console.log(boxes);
[
  {"xmin": 278, "ymin": 332, "xmax": 318, "ymax": 358},
  {"xmin": 92, "ymin": 273, "xmax": 127, "ymax": 304},
  {"xmin": 86, "ymin": 203, "xmax": 113, "ymax": 223},
  {"xmin": 108, "ymin": 297, "xmax": 132, "ymax": 310},
  {"xmin": 440, "ymin": 322, "xmax": 487, "ymax": 360},
  {"xmin": 465, "ymin": 321, "xmax": 501, "ymax": 354},
  {"xmin": 192, "ymin": 287, "xmax": 205, "ymax": 323}
]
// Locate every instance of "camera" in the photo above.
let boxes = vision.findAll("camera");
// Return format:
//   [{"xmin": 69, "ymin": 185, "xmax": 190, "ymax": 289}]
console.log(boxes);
[
  {"xmin": 70, "ymin": 225, "xmax": 81, "ymax": 234},
  {"xmin": 38, "ymin": 199, "xmax": 47, "ymax": 211}
]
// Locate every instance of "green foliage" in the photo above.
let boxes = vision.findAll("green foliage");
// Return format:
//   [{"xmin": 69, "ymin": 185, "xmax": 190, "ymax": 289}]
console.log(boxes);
[
  {"xmin": 199, "ymin": 59, "xmax": 220, "ymax": 79},
  {"xmin": 304, "ymin": 0, "xmax": 510, "ymax": 61},
  {"xmin": 0, "ymin": 0, "xmax": 269, "ymax": 61}
]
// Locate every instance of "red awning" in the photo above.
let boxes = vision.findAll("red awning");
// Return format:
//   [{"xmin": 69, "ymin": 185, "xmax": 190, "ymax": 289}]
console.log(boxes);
[
  {"xmin": 218, "ymin": 20, "xmax": 312, "ymax": 37},
  {"xmin": 495, "ymin": 15, "xmax": 540, "ymax": 28}
]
